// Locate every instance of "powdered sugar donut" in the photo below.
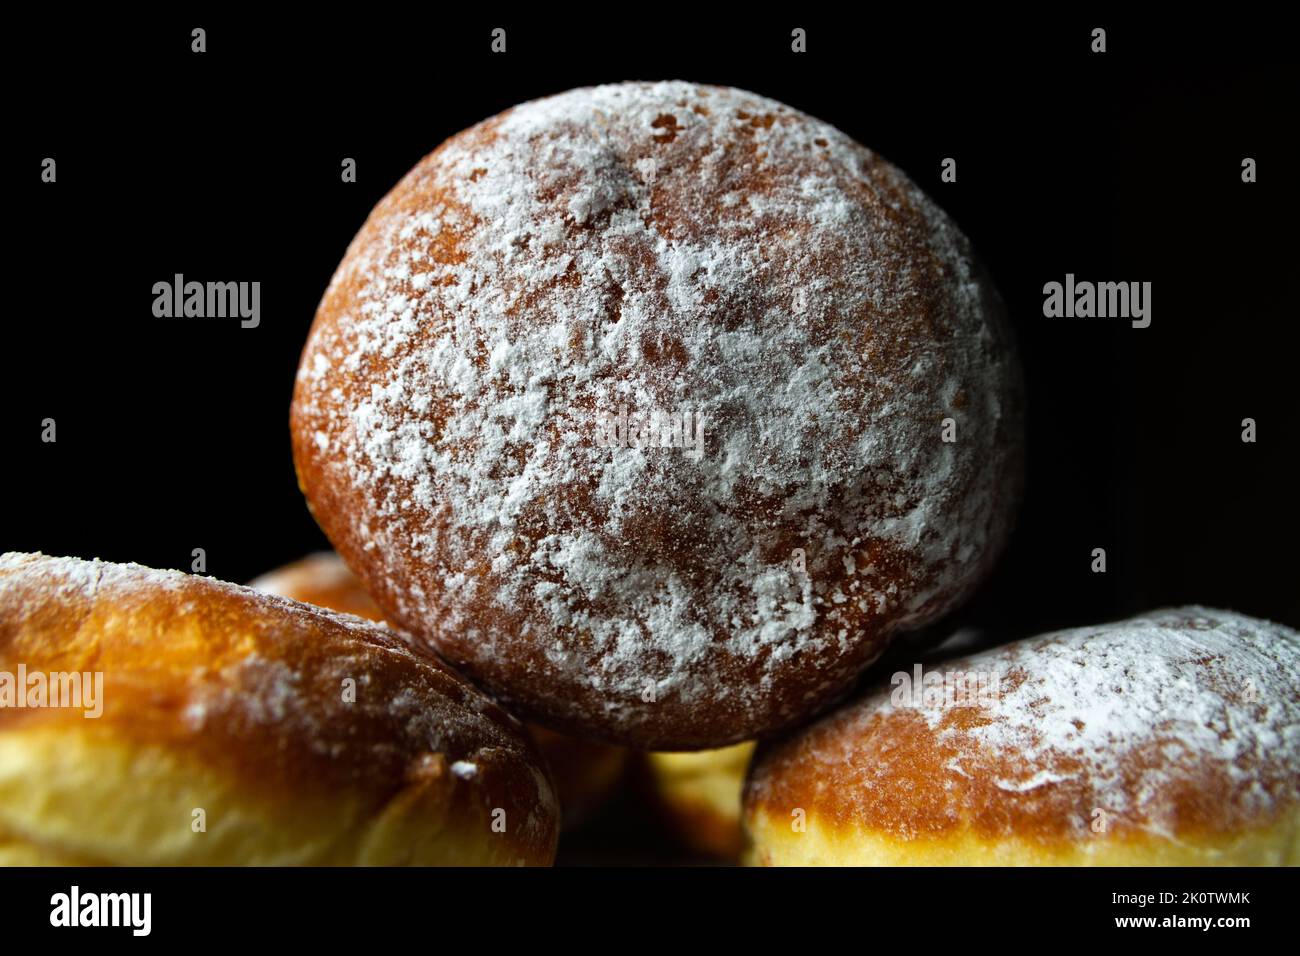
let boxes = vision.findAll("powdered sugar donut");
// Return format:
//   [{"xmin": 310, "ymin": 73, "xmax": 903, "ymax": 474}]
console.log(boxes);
[
  {"xmin": 0, "ymin": 553, "xmax": 559, "ymax": 865},
  {"xmin": 744, "ymin": 608, "xmax": 1300, "ymax": 865},
  {"xmin": 291, "ymin": 81, "xmax": 1024, "ymax": 748}
]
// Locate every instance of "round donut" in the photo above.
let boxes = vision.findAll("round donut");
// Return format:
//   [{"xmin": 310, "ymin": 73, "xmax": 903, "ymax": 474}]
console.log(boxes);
[
  {"xmin": 251, "ymin": 552, "xmax": 627, "ymax": 828},
  {"xmin": 290, "ymin": 80, "xmax": 1025, "ymax": 749},
  {"xmin": 743, "ymin": 607, "xmax": 1300, "ymax": 865},
  {"xmin": 646, "ymin": 742, "xmax": 755, "ymax": 860},
  {"xmin": 0, "ymin": 553, "xmax": 559, "ymax": 865},
  {"xmin": 250, "ymin": 551, "xmax": 387, "ymax": 621}
]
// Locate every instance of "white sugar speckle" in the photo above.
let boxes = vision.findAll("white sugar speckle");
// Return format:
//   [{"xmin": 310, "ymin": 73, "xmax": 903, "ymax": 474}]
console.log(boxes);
[{"xmin": 292, "ymin": 82, "xmax": 1023, "ymax": 742}]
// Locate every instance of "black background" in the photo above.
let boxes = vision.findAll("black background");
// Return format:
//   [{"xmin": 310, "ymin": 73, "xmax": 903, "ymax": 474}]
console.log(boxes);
[
  {"xmin": 0, "ymin": 865, "xmax": 1285, "ymax": 941},
  {"xmin": 10, "ymin": 12, "xmax": 1296, "ymax": 638},
  {"xmin": 0, "ymin": 868, "xmax": 1279, "ymax": 941}
]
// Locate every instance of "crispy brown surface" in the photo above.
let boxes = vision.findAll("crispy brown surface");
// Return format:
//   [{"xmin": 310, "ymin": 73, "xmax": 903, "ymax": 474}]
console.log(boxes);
[
  {"xmin": 745, "ymin": 609, "xmax": 1300, "ymax": 852},
  {"xmin": 0, "ymin": 553, "xmax": 559, "ymax": 864}
]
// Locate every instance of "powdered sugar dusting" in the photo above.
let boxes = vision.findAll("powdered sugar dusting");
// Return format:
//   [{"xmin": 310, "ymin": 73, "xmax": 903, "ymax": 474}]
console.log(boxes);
[
  {"xmin": 931, "ymin": 609, "xmax": 1300, "ymax": 790},
  {"xmin": 292, "ymin": 81, "xmax": 1023, "ymax": 745},
  {"xmin": 0, "ymin": 552, "xmax": 559, "ymax": 851},
  {"xmin": 751, "ymin": 607, "xmax": 1300, "ymax": 839}
]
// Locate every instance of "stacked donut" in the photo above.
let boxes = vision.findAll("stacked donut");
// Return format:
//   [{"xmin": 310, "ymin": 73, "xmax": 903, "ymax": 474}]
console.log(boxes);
[
  {"xmin": 0, "ymin": 553, "xmax": 558, "ymax": 865},
  {"xmin": 4, "ymin": 81, "xmax": 1296, "ymax": 866},
  {"xmin": 744, "ymin": 609, "xmax": 1300, "ymax": 865},
  {"xmin": 289, "ymin": 80, "xmax": 1025, "ymax": 750}
]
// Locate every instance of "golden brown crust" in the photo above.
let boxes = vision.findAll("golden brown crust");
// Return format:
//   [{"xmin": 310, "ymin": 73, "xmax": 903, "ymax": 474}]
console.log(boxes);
[
  {"xmin": 291, "ymin": 81, "xmax": 1024, "ymax": 749},
  {"xmin": 744, "ymin": 608, "xmax": 1300, "ymax": 865},
  {"xmin": 0, "ymin": 553, "xmax": 559, "ymax": 865}
]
